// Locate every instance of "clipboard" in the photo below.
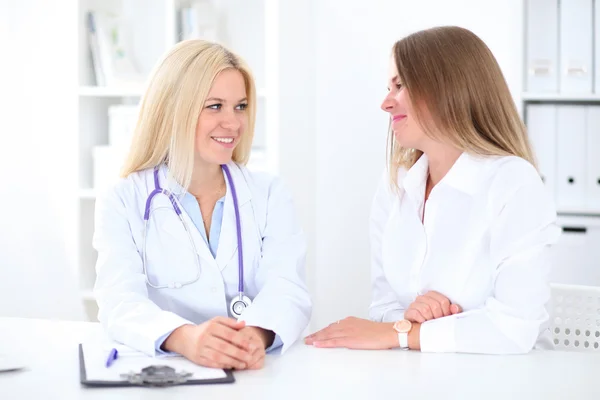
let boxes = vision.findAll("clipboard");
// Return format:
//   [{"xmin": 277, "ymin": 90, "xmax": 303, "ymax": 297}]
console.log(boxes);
[
  {"xmin": 0, "ymin": 354, "xmax": 26, "ymax": 373},
  {"xmin": 79, "ymin": 344, "xmax": 235, "ymax": 387}
]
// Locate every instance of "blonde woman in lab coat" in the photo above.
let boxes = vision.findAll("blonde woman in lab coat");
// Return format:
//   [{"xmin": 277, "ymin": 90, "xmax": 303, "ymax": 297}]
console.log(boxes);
[
  {"xmin": 93, "ymin": 40, "xmax": 311, "ymax": 370},
  {"xmin": 306, "ymin": 26, "xmax": 560, "ymax": 354}
]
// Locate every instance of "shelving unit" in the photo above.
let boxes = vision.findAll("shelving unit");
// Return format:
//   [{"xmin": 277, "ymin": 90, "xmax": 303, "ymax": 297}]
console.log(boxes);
[
  {"xmin": 76, "ymin": 0, "xmax": 279, "ymax": 321},
  {"xmin": 522, "ymin": 93, "xmax": 600, "ymax": 102},
  {"xmin": 78, "ymin": 85, "xmax": 145, "ymax": 97},
  {"xmin": 78, "ymin": 188, "xmax": 97, "ymax": 200},
  {"xmin": 522, "ymin": 0, "xmax": 600, "ymax": 287},
  {"xmin": 523, "ymin": 0, "xmax": 600, "ymax": 216}
]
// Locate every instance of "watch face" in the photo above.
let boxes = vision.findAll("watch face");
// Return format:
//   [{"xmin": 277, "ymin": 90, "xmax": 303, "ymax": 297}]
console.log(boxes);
[{"xmin": 394, "ymin": 320, "xmax": 412, "ymax": 333}]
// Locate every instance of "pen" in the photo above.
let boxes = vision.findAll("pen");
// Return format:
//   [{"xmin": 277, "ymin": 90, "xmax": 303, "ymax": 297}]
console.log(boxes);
[{"xmin": 105, "ymin": 348, "xmax": 118, "ymax": 368}]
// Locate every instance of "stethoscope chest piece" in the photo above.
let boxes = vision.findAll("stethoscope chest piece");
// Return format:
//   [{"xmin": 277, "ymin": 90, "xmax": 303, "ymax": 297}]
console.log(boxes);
[{"xmin": 230, "ymin": 294, "xmax": 252, "ymax": 317}]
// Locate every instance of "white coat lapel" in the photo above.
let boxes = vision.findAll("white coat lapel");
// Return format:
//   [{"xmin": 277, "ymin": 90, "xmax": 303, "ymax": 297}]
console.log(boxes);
[
  {"xmin": 150, "ymin": 167, "xmax": 216, "ymax": 266},
  {"xmin": 216, "ymin": 163, "xmax": 252, "ymax": 271}
]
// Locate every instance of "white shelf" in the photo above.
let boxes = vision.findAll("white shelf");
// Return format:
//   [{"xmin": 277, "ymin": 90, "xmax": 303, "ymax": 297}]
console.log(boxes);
[
  {"xmin": 79, "ymin": 85, "xmax": 268, "ymax": 98},
  {"xmin": 522, "ymin": 92, "xmax": 600, "ymax": 102},
  {"xmin": 78, "ymin": 85, "xmax": 145, "ymax": 97},
  {"xmin": 79, "ymin": 189, "xmax": 96, "ymax": 199},
  {"xmin": 557, "ymin": 208, "xmax": 600, "ymax": 216}
]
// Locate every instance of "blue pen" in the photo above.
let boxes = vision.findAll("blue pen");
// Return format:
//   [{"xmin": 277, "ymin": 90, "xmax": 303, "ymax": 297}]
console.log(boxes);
[{"xmin": 105, "ymin": 348, "xmax": 118, "ymax": 368}]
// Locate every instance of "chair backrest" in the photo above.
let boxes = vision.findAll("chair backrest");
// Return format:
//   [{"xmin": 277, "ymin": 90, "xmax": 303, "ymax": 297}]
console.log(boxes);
[{"xmin": 549, "ymin": 283, "xmax": 600, "ymax": 352}]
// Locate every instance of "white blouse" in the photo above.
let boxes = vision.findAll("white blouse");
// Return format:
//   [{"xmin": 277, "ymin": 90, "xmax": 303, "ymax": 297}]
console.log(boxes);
[{"xmin": 368, "ymin": 152, "xmax": 561, "ymax": 354}]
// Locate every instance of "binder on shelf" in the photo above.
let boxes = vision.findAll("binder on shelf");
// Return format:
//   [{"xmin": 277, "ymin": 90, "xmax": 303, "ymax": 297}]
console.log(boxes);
[
  {"xmin": 178, "ymin": 1, "xmax": 219, "ymax": 42},
  {"xmin": 86, "ymin": 11, "xmax": 145, "ymax": 87},
  {"xmin": 108, "ymin": 105, "xmax": 138, "ymax": 150},
  {"xmin": 586, "ymin": 107, "xmax": 600, "ymax": 209},
  {"xmin": 596, "ymin": 0, "xmax": 600, "ymax": 94},
  {"xmin": 556, "ymin": 106, "xmax": 587, "ymax": 210},
  {"xmin": 559, "ymin": 0, "xmax": 593, "ymax": 94},
  {"xmin": 526, "ymin": 104, "xmax": 557, "ymax": 199},
  {"xmin": 525, "ymin": 0, "xmax": 558, "ymax": 93},
  {"xmin": 86, "ymin": 12, "xmax": 105, "ymax": 86}
]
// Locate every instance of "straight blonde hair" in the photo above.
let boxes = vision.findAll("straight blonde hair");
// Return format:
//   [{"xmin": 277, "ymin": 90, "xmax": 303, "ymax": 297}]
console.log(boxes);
[
  {"xmin": 121, "ymin": 40, "xmax": 256, "ymax": 189},
  {"xmin": 387, "ymin": 26, "xmax": 536, "ymax": 187}
]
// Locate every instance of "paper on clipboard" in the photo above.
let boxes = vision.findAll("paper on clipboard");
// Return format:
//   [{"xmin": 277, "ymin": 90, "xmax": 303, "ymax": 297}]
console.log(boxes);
[{"xmin": 80, "ymin": 341, "xmax": 226, "ymax": 382}]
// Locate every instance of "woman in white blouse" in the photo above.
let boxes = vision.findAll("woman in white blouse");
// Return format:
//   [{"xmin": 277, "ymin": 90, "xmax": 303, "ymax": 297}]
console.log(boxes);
[{"xmin": 305, "ymin": 26, "xmax": 561, "ymax": 354}]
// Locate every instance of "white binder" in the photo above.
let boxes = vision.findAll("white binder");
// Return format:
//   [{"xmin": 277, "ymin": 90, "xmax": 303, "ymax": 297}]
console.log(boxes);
[
  {"xmin": 526, "ymin": 104, "xmax": 557, "ymax": 199},
  {"xmin": 556, "ymin": 106, "xmax": 587, "ymax": 210},
  {"xmin": 594, "ymin": 0, "xmax": 600, "ymax": 94},
  {"xmin": 586, "ymin": 107, "xmax": 600, "ymax": 210},
  {"xmin": 559, "ymin": 0, "xmax": 593, "ymax": 94},
  {"xmin": 525, "ymin": 0, "xmax": 558, "ymax": 92},
  {"xmin": 596, "ymin": 0, "xmax": 600, "ymax": 94}
]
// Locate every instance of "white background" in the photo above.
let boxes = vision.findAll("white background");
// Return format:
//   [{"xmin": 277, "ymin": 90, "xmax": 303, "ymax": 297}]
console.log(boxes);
[{"xmin": 0, "ymin": 0, "xmax": 524, "ymax": 329}]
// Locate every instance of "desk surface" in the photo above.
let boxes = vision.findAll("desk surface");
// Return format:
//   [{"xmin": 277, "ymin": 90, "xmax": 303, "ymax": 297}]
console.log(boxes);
[{"xmin": 0, "ymin": 317, "xmax": 597, "ymax": 400}]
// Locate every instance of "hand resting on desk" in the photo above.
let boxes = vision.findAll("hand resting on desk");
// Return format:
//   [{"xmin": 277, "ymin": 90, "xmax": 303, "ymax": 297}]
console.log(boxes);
[
  {"xmin": 304, "ymin": 291, "xmax": 462, "ymax": 350},
  {"xmin": 162, "ymin": 317, "xmax": 267, "ymax": 370}
]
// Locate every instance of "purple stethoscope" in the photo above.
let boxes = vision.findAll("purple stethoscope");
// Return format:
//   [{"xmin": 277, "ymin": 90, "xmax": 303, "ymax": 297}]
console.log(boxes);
[{"xmin": 141, "ymin": 164, "xmax": 252, "ymax": 317}]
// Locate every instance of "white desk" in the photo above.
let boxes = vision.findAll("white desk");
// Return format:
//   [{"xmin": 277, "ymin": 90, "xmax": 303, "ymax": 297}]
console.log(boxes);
[{"xmin": 0, "ymin": 318, "xmax": 598, "ymax": 399}]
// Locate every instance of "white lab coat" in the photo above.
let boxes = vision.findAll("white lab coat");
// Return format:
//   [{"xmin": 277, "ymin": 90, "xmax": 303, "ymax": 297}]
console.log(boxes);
[
  {"xmin": 93, "ymin": 163, "xmax": 311, "ymax": 356},
  {"xmin": 369, "ymin": 152, "xmax": 561, "ymax": 354}
]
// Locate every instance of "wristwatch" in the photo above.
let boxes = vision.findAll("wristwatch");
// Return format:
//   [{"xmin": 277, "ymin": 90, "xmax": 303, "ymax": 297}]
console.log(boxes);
[{"xmin": 393, "ymin": 319, "xmax": 413, "ymax": 349}]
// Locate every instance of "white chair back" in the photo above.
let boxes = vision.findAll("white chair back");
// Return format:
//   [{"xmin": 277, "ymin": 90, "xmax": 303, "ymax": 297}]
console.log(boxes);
[{"xmin": 549, "ymin": 283, "xmax": 600, "ymax": 352}]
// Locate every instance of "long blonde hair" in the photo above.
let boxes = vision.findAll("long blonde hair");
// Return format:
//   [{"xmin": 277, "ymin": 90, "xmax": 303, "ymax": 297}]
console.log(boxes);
[
  {"xmin": 387, "ymin": 26, "xmax": 535, "ymax": 187},
  {"xmin": 121, "ymin": 40, "xmax": 256, "ymax": 189}
]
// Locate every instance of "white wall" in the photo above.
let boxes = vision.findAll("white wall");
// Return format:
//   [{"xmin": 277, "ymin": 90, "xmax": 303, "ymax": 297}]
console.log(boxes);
[
  {"xmin": 0, "ymin": 1, "xmax": 83, "ymax": 319},
  {"xmin": 276, "ymin": 1, "xmax": 317, "ymax": 308},
  {"xmin": 306, "ymin": 0, "xmax": 524, "ymax": 330}
]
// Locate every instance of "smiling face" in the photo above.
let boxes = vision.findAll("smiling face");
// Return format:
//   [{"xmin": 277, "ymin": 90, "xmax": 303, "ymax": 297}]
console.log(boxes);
[
  {"xmin": 380, "ymin": 56, "xmax": 428, "ymax": 150},
  {"xmin": 195, "ymin": 68, "xmax": 249, "ymax": 166}
]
